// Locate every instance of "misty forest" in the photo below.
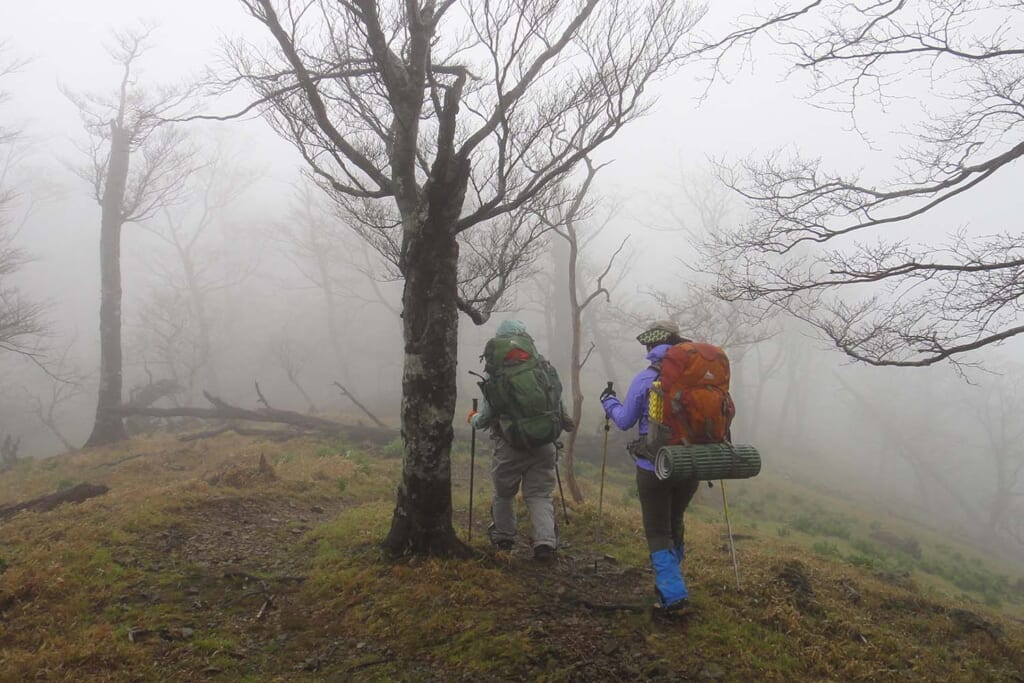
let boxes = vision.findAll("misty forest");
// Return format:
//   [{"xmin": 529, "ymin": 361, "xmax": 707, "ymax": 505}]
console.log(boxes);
[{"xmin": 1, "ymin": 1, "xmax": 1023, "ymax": 681}]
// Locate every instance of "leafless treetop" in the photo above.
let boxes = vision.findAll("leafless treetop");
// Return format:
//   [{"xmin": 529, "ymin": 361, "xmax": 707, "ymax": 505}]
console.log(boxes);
[{"xmin": 702, "ymin": 1, "xmax": 1024, "ymax": 367}]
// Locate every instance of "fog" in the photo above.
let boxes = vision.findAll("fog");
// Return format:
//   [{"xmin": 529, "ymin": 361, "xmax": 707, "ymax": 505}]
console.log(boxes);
[{"xmin": 1, "ymin": 1, "xmax": 1022, "ymax": 566}]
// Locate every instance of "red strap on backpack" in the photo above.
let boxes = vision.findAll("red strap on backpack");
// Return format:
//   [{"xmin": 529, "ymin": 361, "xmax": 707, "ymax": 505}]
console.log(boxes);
[{"xmin": 504, "ymin": 348, "xmax": 531, "ymax": 363}]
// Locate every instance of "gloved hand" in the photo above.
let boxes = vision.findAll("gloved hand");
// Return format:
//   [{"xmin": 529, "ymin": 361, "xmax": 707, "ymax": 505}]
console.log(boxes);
[
  {"xmin": 600, "ymin": 386, "xmax": 617, "ymax": 402},
  {"xmin": 467, "ymin": 409, "xmax": 479, "ymax": 425},
  {"xmin": 562, "ymin": 415, "xmax": 576, "ymax": 433}
]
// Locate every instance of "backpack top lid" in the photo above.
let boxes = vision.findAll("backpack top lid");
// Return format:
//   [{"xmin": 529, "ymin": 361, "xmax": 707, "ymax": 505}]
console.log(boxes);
[
  {"xmin": 482, "ymin": 320, "xmax": 539, "ymax": 375},
  {"xmin": 659, "ymin": 341, "xmax": 731, "ymax": 388}
]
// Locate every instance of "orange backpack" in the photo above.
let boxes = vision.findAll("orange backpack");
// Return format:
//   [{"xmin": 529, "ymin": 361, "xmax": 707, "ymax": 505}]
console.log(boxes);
[{"xmin": 654, "ymin": 342, "xmax": 736, "ymax": 445}]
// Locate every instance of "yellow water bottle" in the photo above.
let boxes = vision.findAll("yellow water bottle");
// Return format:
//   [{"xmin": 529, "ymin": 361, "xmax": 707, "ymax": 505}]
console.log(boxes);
[{"xmin": 649, "ymin": 380, "xmax": 664, "ymax": 424}]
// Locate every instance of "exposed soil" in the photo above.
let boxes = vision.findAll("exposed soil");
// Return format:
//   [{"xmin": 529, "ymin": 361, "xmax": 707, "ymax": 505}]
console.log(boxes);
[{"xmin": 123, "ymin": 489, "xmax": 721, "ymax": 682}]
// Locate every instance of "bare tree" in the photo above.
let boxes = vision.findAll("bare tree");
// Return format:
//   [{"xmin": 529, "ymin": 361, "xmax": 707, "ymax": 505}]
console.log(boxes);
[
  {"xmin": 0, "ymin": 433, "xmax": 18, "ymax": 471},
  {"xmin": 968, "ymin": 368, "xmax": 1024, "ymax": 544},
  {"xmin": 20, "ymin": 341, "xmax": 87, "ymax": 453},
  {"xmin": 219, "ymin": 0, "xmax": 704, "ymax": 556},
  {"xmin": 703, "ymin": 1, "xmax": 1024, "ymax": 368},
  {"xmin": 0, "ymin": 44, "xmax": 45, "ymax": 358},
  {"xmin": 67, "ymin": 27, "xmax": 196, "ymax": 447},
  {"xmin": 132, "ymin": 286, "xmax": 200, "ymax": 399},
  {"xmin": 274, "ymin": 182, "xmax": 403, "ymax": 384},
  {"xmin": 140, "ymin": 140, "xmax": 257, "ymax": 397},
  {"xmin": 270, "ymin": 337, "xmax": 318, "ymax": 413},
  {"xmin": 539, "ymin": 158, "xmax": 628, "ymax": 502}
]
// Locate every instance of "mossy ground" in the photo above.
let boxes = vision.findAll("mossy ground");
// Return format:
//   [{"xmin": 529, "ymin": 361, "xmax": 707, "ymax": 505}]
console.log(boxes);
[{"xmin": 1, "ymin": 432, "xmax": 1022, "ymax": 681}]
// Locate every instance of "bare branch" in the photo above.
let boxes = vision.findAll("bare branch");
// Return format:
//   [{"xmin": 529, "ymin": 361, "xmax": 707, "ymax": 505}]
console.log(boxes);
[{"xmin": 703, "ymin": 1, "xmax": 1024, "ymax": 367}]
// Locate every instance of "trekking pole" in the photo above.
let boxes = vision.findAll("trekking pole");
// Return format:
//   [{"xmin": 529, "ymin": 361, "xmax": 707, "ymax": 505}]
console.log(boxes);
[
  {"xmin": 554, "ymin": 442, "xmax": 570, "ymax": 525},
  {"xmin": 596, "ymin": 381, "xmax": 613, "ymax": 545},
  {"xmin": 720, "ymin": 479, "xmax": 741, "ymax": 590},
  {"xmin": 468, "ymin": 398, "xmax": 478, "ymax": 542}
]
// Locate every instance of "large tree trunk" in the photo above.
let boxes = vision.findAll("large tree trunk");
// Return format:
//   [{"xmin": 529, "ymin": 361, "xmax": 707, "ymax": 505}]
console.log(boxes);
[
  {"xmin": 381, "ymin": 213, "xmax": 468, "ymax": 558},
  {"xmin": 85, "ymin": 123, "xmax": 130, "ymax": 448}
]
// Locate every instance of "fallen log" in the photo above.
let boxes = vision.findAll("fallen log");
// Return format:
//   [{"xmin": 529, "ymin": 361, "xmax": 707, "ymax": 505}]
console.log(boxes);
[
  {"xmin": 119, "ymin": 391, "xmax": 625, "ymax": 461},
  {"xmin": 0, "ymin": 482, "xmax": 109, "ymax": 520},
  {"xmin": 121, "ymin": 391, "xmax": 400, "ymax": 445},
  {"xmin": 121, "ymin": 391, "xmax": 347, "ymax": 434}
]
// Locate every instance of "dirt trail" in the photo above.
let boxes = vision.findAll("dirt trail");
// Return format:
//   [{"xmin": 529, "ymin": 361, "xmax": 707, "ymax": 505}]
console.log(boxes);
[{"xmin": 130, "ymin": 492, "xmax": 711, "ymax": 681}]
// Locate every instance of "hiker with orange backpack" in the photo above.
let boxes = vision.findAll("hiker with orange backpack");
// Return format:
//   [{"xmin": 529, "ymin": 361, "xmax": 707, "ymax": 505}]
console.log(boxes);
[{"xmin": 601, "ymin": 319, "xmax": 735, "ymax": 611}]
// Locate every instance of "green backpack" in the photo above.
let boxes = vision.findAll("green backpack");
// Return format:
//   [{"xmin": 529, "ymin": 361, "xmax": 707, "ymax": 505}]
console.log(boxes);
[{"xmin": 479, "ymin": 332, "xmax": 565, "ymax": 450}]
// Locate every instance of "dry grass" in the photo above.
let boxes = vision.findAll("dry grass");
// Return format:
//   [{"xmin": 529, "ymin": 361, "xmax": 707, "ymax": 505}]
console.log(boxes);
[{"xmin": 0, "ymin": 431, "xmax": 1021, "ymax": 682}]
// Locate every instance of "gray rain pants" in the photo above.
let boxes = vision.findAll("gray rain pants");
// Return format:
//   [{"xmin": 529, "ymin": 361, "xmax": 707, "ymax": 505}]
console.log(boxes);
[{"xmin": 488, "ymin": 434, "xmax": 557, "ymax": 549}]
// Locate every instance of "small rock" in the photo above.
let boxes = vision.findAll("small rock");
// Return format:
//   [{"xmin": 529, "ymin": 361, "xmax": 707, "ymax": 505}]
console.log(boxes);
[
  {"xmin": 310, "ymin": 505, "xmax": 325, "ymax": 514},
  {"xmin": 159, "ymin": 626, "xmax": 195, "ymax": 641}
]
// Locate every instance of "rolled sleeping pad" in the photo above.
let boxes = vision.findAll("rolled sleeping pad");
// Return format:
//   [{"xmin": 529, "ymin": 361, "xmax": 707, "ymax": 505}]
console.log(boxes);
[{"xmin": 654, "ymin": 443, "xmax": 761, "ymax": 482}]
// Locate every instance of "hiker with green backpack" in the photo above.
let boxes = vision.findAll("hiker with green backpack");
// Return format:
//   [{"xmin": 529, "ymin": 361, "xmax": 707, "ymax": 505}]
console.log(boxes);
[
  {"xmin": 468, "ymin": 320, "xmax": 575, "ymax": 561},
  {"xmin": 600, "ymin": 320, "xmax": 736, "ymax": 612}
]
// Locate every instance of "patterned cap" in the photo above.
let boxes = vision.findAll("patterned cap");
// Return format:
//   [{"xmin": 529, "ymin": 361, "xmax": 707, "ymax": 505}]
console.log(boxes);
[{"xmin": 636, "ymin": 320, "xmax": 681, "ymax": 346}]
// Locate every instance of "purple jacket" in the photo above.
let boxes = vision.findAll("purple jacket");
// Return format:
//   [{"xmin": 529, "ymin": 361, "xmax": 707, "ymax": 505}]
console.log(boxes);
[{"xmin": 601, "ymin": 344, "xmax": 671, "ymax": 471}]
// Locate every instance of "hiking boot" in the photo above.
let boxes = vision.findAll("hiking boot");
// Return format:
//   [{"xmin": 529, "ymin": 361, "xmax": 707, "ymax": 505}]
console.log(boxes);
[
  {"xmin": 493, "ymin": 539, "xmax": 514, "ymax": 552},
  {"xmin": 488, "ymin": 523, "xmax": 514, "ymax": 552},
  {"xmin": 663, "ymin": 597, "xmax": 689, "ymax": 612},
  {"xmin": 652, "ymin": 598, "xmax": 692, "ymax": 619},
  {"xmin": 533, "ymin": 544, "xmax": 557, "ymax": 562}
]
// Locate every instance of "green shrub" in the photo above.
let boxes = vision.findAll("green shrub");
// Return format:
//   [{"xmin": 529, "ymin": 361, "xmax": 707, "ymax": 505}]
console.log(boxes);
[
  {"xmin": 812, "ymin": 541, "xmax": 841, "ymax": 558},
  {"xmin": 846, "ymin": 554, "xmax": 875, "ymax": 569},
  {"xmin": 350, "ymin": 452, "xmax": 372, "ymax": 475},
  {"xmin": 789, "ymin": 512, "xmax": 851, "ymax": 540},
  {"xmin": 850, "ymin": 538, "xmax": 887, "ymax": 560}
]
